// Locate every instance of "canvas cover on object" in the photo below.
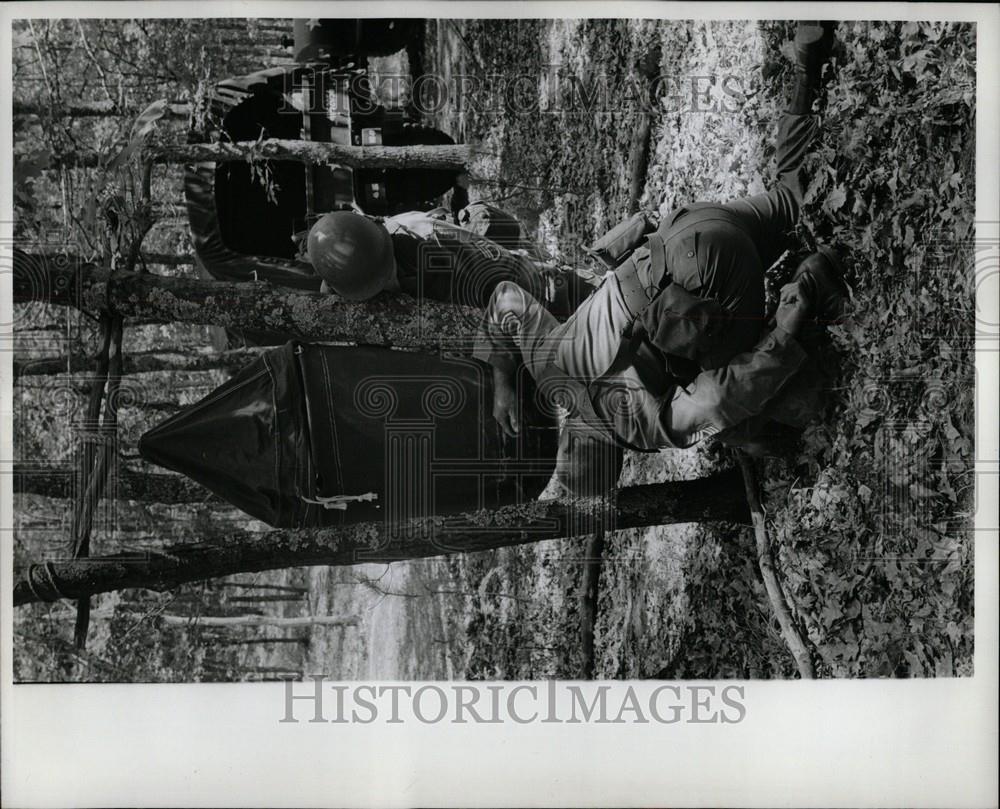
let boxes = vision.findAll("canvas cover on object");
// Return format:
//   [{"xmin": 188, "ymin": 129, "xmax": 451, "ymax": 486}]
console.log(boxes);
[{"xmin": 139, "ymin": 343, "xmax": 560, "ymax": 528}]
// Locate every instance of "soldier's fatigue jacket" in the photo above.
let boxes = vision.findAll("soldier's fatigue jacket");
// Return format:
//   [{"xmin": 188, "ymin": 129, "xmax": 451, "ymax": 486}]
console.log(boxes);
[{"xmin": 385, "ymin": 209, "xmax": 548, "ymax": 308}]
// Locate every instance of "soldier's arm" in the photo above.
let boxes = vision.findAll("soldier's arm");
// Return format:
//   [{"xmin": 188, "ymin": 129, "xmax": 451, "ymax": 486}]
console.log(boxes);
[{"xmin": 661, "ymin": 326, "xmax": 807, "ymax": 448}]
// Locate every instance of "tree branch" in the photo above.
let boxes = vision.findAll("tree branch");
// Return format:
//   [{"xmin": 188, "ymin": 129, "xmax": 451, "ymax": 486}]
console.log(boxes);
[
  {"xmin": 736, "ymin": 451, "xmax": 815, "ymax": 679},
  {"xmin": 12, "ymin": 463, "xmax": 216, "ymax": 504},
  {"xmin": 52, "ymin": 140, "xmax": 470, "ymax": 171},
  {"xmin": 14, "ymin": 251, "xmax": 482, "ymax": 353}
]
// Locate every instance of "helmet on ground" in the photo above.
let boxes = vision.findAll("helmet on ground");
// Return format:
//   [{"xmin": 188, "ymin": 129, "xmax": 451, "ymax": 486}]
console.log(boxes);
[{"xmin": 306, "ymin": 212, "xmax": 395, "ymax": 301}]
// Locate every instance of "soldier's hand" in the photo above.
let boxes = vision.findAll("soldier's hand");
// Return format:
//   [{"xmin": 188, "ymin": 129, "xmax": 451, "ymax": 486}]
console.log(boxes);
[
  {"xmin": 774, "ymin": 281, "xmax": 812, "ymax": 336},
  {"xmin": 492, "ymin": 377, "xmax": 521, "ymax": 438}
]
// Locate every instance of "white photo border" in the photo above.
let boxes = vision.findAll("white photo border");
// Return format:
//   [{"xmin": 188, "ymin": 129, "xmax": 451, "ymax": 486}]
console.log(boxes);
[{"xmin": 2, "ymin": 2, "xmax": 997, "ymax": 807}]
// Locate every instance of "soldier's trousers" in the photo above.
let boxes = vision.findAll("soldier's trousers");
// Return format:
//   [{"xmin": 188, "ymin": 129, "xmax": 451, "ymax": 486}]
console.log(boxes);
[
  {"xmin": 473, "ymin": 112, "xmax": 822, "ymax": 452},
  {"xmin": 472, "ymin": 280, "xmax": 808, "ymax": 450},
  {"xmin": 625, "ymin": 112, "xmax": 819, "ymax": 362},
  {"xmin": 717, "ymin": 112, "xmax": 816, "ymax": 269}
]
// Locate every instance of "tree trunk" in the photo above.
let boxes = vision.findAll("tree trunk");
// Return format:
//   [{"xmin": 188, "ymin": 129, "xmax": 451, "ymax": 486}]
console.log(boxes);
[
  {"xmin": 14, "ymin": 348, "xmax": 259, "ymax": 380},
  {"xmin": 158, "ymin": 614, "xmax": 359, "ymax": 628},
  {"xmin": 578, "ymin": 528, "xmax": 605, "ymax": 678},
  {"xmin": 53, "ymin": 140, "xmax": 470, "ymax": 171},
  {"xmin": 13, "ymin": 464, "xmax": 214, "ymax": 504},
  {"xmin": 13, "ymin": 99, "xmax": 192, "ymax": 118},
  {"xmin": 14, "ymin": 251, "xmax": 481, "ymax": 352},
  {"xmin": 14, "ymin": 470, "xmax": 749, "ymax": 606}
]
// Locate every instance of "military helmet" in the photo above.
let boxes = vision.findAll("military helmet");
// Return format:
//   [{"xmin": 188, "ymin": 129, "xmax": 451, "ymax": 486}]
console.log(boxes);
[{"xmin": 306, "ymin": 211, "xmax": 395, "ymax": 301}]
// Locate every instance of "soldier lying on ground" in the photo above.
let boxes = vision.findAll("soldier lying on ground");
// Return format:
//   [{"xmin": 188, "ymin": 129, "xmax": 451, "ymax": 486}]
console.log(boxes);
[
  {"xmin": 304, "ymin": 199, "xmax": 592, "ymax": 318},
  {"xmin": 474, "ymin": 21, "xmax": 848, "ymax": 495}
]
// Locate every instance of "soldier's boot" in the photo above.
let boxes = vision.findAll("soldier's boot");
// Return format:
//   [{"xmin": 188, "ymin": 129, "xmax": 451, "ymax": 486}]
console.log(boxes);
[
  {"xmin": 794, "ymin": 22, "xmax": 836, "ymax": 76},
  {"xmin": 789, "ymin": 21, "xmax": 837, "ymax": 113},
  {"xmin": 788, "ymin": 245, "xmax": 849, "ymax": 324}
]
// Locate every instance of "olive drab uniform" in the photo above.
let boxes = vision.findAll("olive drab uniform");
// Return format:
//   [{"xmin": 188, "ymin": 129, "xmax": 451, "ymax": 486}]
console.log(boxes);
[
  {"xmin": 382, "ymin": 207, "xmax": 542, "ymax": 309},
  {"xmin": 384, "ymin": 206, "xmax": 592, "ymax": 316},
  {"xmin": 473, "ymin": 112, "xmax": 820, "ymax": 452}
]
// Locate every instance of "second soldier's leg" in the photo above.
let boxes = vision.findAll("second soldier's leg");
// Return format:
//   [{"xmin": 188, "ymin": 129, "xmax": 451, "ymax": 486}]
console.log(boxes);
[
  {"xmin": 722, "ymin": 114, "xmax": 818, "ymax": 266},
  {"xmin": 720, "ymin": 23, "xmax": 833, "ymax": 267},
  {"xmin": 661, "ymin": 327, "xmax": 808, "ymax": 448},
  {"xmin": 472, "ymin": 280, "xmax": 560, "ymax": 380},
  {"xmin": 657, "ymin": 282, "xmax": 819, "ymax": 448},
  {"xmin": 474, "ymin": 281, "xmax": 561, "ymax": 437}
]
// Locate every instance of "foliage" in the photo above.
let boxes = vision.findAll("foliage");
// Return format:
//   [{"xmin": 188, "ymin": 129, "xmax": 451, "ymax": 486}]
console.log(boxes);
[
  {"xmin": 442, "ymin": 19, "xmax": 976, "ymax": 678},
  {"xmin": 760, "ymin": 21, "xmax": 976, "ymax": 677},
  {"xmin": 459, "ymin": 544, "xmax": 584, "ymax": 680},
  {"xmin": 12, "ymin": 18, "xmax": 976, "ymax": 681}
]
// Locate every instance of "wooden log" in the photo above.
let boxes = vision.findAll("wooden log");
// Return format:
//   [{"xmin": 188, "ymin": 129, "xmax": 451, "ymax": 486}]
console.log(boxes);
[
  {"xmin": 14, "ymin": 251, "xmax": 482, "ymax": 352},
  {"xmin": 52, "ymin": 140, "xmax": 470, "ymax": 171},
  {"xmin": 14, "ymin": 470, "xmax": 750, "ymax": 606}
]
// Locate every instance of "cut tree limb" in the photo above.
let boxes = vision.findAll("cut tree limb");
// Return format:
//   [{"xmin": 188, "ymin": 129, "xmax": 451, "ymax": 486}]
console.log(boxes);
[
  {"xmin": 14, "ymin": 251, "xmax": 482, "ymax": 352},
  {"xmin": 67, "ymin": 314, "xmax": 113, "ymax": 648},
  {"xmin": 158, "ymin": 615, "xmax": 360, "ymax": 629},
  {"xmin": 52, "ymin": 140, "xmax": 470, "ymax": 171},
  {"xmin": 13, "ymin": 470, "xmax": 750, "ymax": 606},
  {"xmin": 736, "ymin": 452, "xmax": 816, "ymax": 679},
  {"xmin": 14, "ymin": 348, "xmax": 261, "ymax": 380},
  {"xmin": 73, "ymin": 316, "xmax": 124, "ymax": 649}
]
